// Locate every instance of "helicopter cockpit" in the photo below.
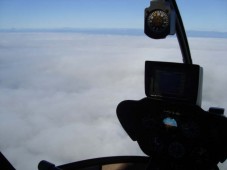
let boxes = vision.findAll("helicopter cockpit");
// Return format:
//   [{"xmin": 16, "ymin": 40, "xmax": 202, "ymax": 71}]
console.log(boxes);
[{"xmin": 1, "ymin": 0, "xmax": 226, "ymax": 170}]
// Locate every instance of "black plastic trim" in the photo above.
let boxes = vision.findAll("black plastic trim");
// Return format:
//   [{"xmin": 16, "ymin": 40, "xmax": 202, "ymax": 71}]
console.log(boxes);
[
  {"xmin": 169, "ymin": 0, "xmax": 193, "ymax": 64},
  {"xmin": 57, "ymin": 156, "xmax": 149, "ymax": 170}
]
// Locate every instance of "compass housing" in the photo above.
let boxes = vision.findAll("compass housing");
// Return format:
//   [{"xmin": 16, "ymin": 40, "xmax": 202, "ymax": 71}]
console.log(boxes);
[{"xmin": 145, "ymin": 0, "xmax": 176, "ymax": 39}]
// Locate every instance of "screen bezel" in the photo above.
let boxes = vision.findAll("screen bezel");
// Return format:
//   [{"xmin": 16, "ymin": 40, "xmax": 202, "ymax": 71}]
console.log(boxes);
[{"xmin": 145, "ymin": 61, "xmax": 202, "ymax": 105}]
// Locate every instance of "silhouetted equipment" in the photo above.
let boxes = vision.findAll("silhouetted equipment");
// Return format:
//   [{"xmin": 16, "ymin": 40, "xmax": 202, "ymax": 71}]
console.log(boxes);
[
  {"xmin": 38, "ymin": 160, "xmax": 63, "ymax": 170},
  {"xmin": 117, "ymin": 1, "xmax": 227, "ymax": 169},
  {"xmin": 117, "ymin": 60, "xmax": 227, "ymax": 169},
  {"xmin": 117, "ymin": 98, "xmax": 227, "ymax": 170},
  {"xmin": 40, "ymin": 156, "xmax": 149, "ymax": 170},
  {"xmin": 145, "ymin": 0, "xmax": 192, "ymax": 64},
  {"xmin": 145, "ymin": 61, "xmax": 203, "ymax": 106},
  {"xmin": 117, "ymin": 57, "xmax": 227, "ymax": 170},
  {"xmin": 0, "ymin": 152, "xmax": 16, "ymax": 170}
]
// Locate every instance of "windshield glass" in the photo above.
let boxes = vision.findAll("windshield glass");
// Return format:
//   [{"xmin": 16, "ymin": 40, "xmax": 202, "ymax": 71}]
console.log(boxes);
[{"xmin": 0, "ymin": 0, "xmax": 226, "ymax": 170}]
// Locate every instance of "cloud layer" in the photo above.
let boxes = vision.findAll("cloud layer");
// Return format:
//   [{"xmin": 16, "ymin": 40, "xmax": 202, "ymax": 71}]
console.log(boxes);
[{"xmin": 0, "ymin": 32, "xmax": 227, "ymax": 170}]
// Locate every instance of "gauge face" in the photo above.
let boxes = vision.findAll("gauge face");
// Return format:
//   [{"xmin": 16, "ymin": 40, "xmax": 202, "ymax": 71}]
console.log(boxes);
[
  {"xmin": 168, "ymin": 142, "xmax": 185, "ymax": 159},
  {"xmin": 147, "ymin": 10, "xmax": 169, "ymax": 34},
  {"xmin": 181, "ymin": 121, "xmax": 200, "ymax": 139},
  {"xmin": 148, "ymin": 136, "xmax": 164, "ymax": 154}
]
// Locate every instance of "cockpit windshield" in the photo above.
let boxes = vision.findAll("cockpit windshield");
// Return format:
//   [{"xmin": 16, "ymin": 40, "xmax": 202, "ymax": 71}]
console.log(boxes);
[{"xmin": 0, "ymin": 0, "xmax": 226, "ymax": 170}]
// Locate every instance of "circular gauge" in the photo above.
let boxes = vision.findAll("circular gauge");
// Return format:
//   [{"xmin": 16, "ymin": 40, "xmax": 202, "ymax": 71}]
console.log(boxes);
[
  {"xmin": 190, "ymin": 147, "xmax": 211, "ymax": 165},
  {"xmin": 168, "ymin": 142, "xmax": 185, "ymax": 159},
  {"xmin": 180, "ymin": 121, "xmax": 200, "ymax": 139},
  {"xmin": 149, "ymin": 136, "xmax": 164, "ymax": 154},
  {"xmin": 146, "ymin": 10, "xmax": 169, "ymax": 34}
]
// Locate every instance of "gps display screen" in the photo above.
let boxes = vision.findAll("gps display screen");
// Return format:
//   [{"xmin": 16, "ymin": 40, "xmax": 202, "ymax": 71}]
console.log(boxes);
[
  {"xmin": 145, "ymin": 61, "xmax": 202, "ymax": 105},
  {"xmin": 154, "ymin": 70, "xmax": 186, "ymax": 96}
]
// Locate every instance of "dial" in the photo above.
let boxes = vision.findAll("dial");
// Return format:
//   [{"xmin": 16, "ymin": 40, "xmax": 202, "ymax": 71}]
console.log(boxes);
[
  {"xmin": 168, "ymin": 141, "xmax": 185, "ymax": 159},
  {"xmin": 149, "ymin": 136, "xmax": 164, "ymax": 154},
  {"xmin": 147, "ymin": 10, "xmax": 169, "ymax": 34},
  {"xmin": 180, "ymin": 121, "xmax": 200, "ymax": 139}
]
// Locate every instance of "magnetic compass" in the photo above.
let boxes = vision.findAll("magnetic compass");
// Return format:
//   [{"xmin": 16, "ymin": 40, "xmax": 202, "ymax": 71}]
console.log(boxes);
[
  {"xmin": 147, "ymin": 10, "xmax": 169, "ymax": 34},
  {"xmin": 144, "ymin": 0, "xmax": 176, "ymax": 39}
]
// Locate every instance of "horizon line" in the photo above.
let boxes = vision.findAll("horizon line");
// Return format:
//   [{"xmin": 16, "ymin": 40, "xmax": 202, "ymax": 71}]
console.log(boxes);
[{"xmin": 0, "ymin": 28, "xmax": 227, "ymax": 38}]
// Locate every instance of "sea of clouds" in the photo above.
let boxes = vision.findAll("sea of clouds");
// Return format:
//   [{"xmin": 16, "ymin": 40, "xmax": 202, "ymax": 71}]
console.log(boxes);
[{"xmin": 0, "ymin": 32, "xmax": 227, "ymax": 170}]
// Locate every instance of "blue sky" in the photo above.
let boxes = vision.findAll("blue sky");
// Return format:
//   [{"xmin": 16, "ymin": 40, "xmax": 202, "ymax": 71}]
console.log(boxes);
[{"xmin": 0, "ymin": 0, "xmax": 226, "ymax": 32}]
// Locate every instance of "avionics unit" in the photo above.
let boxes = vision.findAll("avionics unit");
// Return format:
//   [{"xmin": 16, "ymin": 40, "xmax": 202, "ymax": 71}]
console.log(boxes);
[{"xmin": 145, "ymin": 61, "xmax": 203, "ymax": 106}]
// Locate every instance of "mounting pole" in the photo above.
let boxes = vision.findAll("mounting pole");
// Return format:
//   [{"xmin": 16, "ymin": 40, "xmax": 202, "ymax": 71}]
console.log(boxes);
[{"xmin": 169, "ymin": 0, "xmax": 193, "ymax": 64}]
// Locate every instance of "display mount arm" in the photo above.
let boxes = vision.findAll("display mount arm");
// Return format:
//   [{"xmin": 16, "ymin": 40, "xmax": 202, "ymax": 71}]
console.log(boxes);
[
  {"xmin": 145, "ymin": 0, "xmax": 193, "ymax": 64},
  {"xmin": 169, "ymin": 0, "xmax": 193, "ymax": 64}
]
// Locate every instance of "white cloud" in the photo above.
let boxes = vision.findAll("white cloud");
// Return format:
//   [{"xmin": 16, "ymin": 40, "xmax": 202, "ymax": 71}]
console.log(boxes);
[{"xmin": 0, "ymin": 32, "xmax": 227, "ymax": 170}]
